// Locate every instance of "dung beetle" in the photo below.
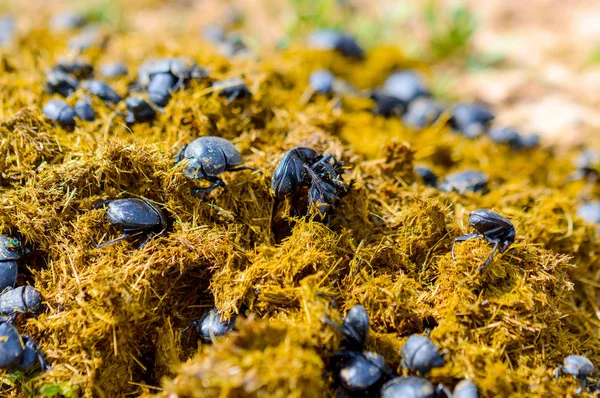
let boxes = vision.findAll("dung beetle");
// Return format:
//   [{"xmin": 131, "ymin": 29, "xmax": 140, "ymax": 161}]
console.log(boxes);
[
  {"xmin": 307, "ymin": 30, "xmax": 364, "ymax": 59},
  {"xmin": 212, "ymin": 78, "xmax": 252, "ymax": 103},
  {"xmin": 402, "ymin": 98, "xmax": 444, "ymax": 129},
  {"xmin": 305, "ymin": 162, "xmax": 353, "ymax": 219},
  {"xmin": 46, "ymin": 69, "xmax": 79, "ymax": 97},
  {"xmin": 147, "ymin": 72, "xmax": 177, "ymax": 107},
  {"xmin": 82, "ymin": 80, "xmax": 122, "ymax": 105},
  {"xmin": 401, "ymin": 334, "xmax": 446, "ymax": 376},
  {"xmin": 74, "ymin": 98, "xmax": 95, "ymax": 121},
  {"xmin": 0, "ymin": 235, "xmax": 30, "ymax": 292},
  {"xmin": 183, "ymin": 308, "xmax": 236, "ymax": 344},
  {"xmin": 555, "ymin": 355, "xmax": 595, "ymax": 395},
  {"xmin": 94, "ymin": 198, "xmax": 167, "ymax": 249},
  {"xmin": 517, "ymin": 133, "xmax": 540, "ymax": 149},
  {"xmin": 577, "ymin": 201, "xmax": 600, "ymax": 225},
  {"xmin": 271, "ymin": 147, "xmax": 319, "ymax": 201},
  {"xmin": 414, "ymin": 165, "xmax": 438, "ymax": 188},
  {"xmin": 382, "ymin": 71, "xmax": 430, "ymax": 103},
  {"xmin": 56, "ymin": 57, "xmax": 94, "ymax": 79},
  {"xmin": 488, "ymin": 126, "xmax": 521, "ymax": 147},
  {"xmin": 309, "ymin": 70, "xmax": 334, "ymax": 95},
  {"xmin": 138, "ymin": 57, "xmax": 208, "ymax": 91},
  {"xmin": 438, "ymin": 170, "xmax": 489, "ymax": 195},
  {"xmin": 380, "ymin": 376, "xmax": 451, "ymax": 398},
  {"xmin": 0, "ymin": 286, "xmax": 42, "ymax": 317},
  {"xmin": 450, "ymin": 103, "xmax": 495, "ymax": 139},
  {"xmin": 175, "ymin": 136, "xmax": 253, "ymax": 199},
  {"xmin": 43, "ymin": 99, "xmax": 76, "ymax": 127},
  {"xmin": 453, "ymin": 379, "xmax": 479, "ymax": 398},
  {"xmin": 0, "ymin": 320, "xmax": 48, "ymax": 371},
  {"xmin": 338, "ymin": 351, "xmax": 389, "ymax": 393},
  {"xmin": 369, "ymin": 92, "xmax": 406, "ymax": 118},
  {"xmin": 452, "ymin": 209, "xmax": 515, "ymax": 272},
  {"xmin": 324, "ymin": 304, "xmax": 369, "ymax": 351},
  {"xmin": 125, "ymin": 97, "xmax": 156, "ymax": 124},
  {"xmin": 100, "ymin": 62, "xmax": 128, "ymax": 78}
]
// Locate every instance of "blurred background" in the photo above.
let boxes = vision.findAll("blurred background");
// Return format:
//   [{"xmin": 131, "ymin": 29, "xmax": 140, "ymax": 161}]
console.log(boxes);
[{"xmin": 1, "ymin": 0, "xmax": 599, "ymax": 149}]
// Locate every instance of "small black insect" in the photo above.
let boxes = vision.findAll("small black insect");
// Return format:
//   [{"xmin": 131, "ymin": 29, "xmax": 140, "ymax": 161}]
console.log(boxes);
[
  {"xmin": 488, "ymin": 126, "xmax": 521, "ymax": 147},
  {"xmin": 334, "ymin": 33, "xmax": 364, "ymax": 60},
  {"xmin": 0, "ymin": 320, "xmax": 48, "ymax": 371},
  {"xmin": 212, "ymin": 78, "xmax": 252, "ymax": 103},
  {"xmin": 382, "ymin": 71, "xmax": 430, "ymax": 103},
  {"xmin": 124, "ymin": 97, "xmax": 156, "ymax": 124},
  {"xmin": 555, "ymin": 355, "xmax": 595, "ymax": 395},
  {"xmin": 43, "ymin": 99, "xmax": 76, "ymax": 127},
  {"xmin": 401, "ymin": 334, "xmax": 446, "ymax": 376},
  {"xmin": 369, "ymin": 92, "xmax": 406, "ymax": 117},
  {"xmin": 82, "ymin": 80, "xmax": 122, "ymax": 105},
  {"xmin": 516, "ymin": 133, "xmax": 540, "ymax": 150},
  {"xmin": 46, "ymin": 69, "xmax": 79, "ymax": 97},
  {"xmin": 100, "ymin": 62, "xmax": 128, "ymax": 78},
  {"xmin": 184, "ymin": 308, "xmax": 236, "ymax": 344},
  {"xmin": 306, "ymin": 30, "xmax": 364, "ymax": 59},
  {"xmin": 94, "ymin": 198, "xmax": 167, "ymax": 249},
  {"xmin": 56, "ymin": 57, "xmax": 94, "ymax": 79},
  {"xmin": 175, "ymin": 136, "xmax": 253, "ymax": 199},
  {"xmin": 271, "ymin": 147, "xmax": 319, "ymax": 201},
  {"xmin": 337, "ymin": 350, "xmax": 389, "ymax": 394},
  {"xmin": 324, "ymin": 304, "xmax": 369, "ymax": 351},
  {"xmin": 146, "ymin": 73, "xmax": 177, "ymax": 107},
  {"xmin": 0, "ymin": 286, "xmax": 42, "ymax": 317},
  {"xmin": 74, "ymin": 98, "xmax": 95, "ymax": 121},
  {"xmin": 577, "ymin": 201, "xmax": 600, "ymax": 225},
  {"xmin": 450, "ymin": 103, "xmax": 495, "ymax": 139},
  {"xmin": 309, "ymin": 70, "xmax": 334, "ymax": 95},
  {"xmin": 305, "ymin": 161, "xmax": 353, "ymax": 220},
  {"xmin": 453, "ymin": 379, "xmax": 479, "ymax": 398},
  {"xmin": 137, "ymin": 58, "xmax": 208, "ymax": 94},
  {"xmin": 414, "ymin": 165, "xmax": 438, "ymax": 188},
  {"xmin": 0, "ymin": 235, "xmax": 30, "ymax": 292},
  {"xmin": 452, "ymin": 209, "xmax": 515, "ymax": 272},
  {"xmin": 438, "ymin": 170, "xmax": 489, "ymax": 195},
  {"xmin": 380, "ymin": 376, "xmax": 452, "ymax": 398}
]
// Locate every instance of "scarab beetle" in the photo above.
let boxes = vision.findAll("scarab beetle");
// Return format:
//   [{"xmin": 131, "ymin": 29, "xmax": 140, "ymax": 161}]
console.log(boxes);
[
  {"xmin": 184, "ymin": 308, "xmax": 236, "ymax": 344},
  {"xmin": 555, "ymin": 355, "xmax": 595, "ymax": 395},
  {"xmin": 382, "ymin": 71, "xmax": 430, "ymax": 103},
  {"xmin": 0, "ymin": 286, "xmax": 42, "ymax": 317},
  {"xmin": 380, "ymin": 376, "xmax": 452, "ymax": 398},
  {"xmin": 94, "ymin": 198, "xmax": 167, "ymax": 249},
  {"xmin": 369, "ymin": 92, "xmax": 406, "ymax": 118},
  {"xmin": 0, "ymin": 320, "xmax": 48, "ymax": 371},
  {"xmin": 271, "ymin": 147, "xmax": 319, "ymax": 201},
  {"xmin": 305, "ymin": 162, "xmax": 353, "ymax": 219},
  {"xmin": 0, "ymin": 235, "xmax": 30, "ymax": 292},
  {"xmin": 403, "ymin": 98, "xmax": 444, "ymax": 129},
  {"xmin": 309, "ymin": 70, "xmax": 335, "ymax": 95},
  {"xmin": 175, "ymin": 136, "xmax": 253, "ymax": 199},
  {"xmin": 324, "ymin": 304, "xmax": 369, "ymax": 351},
  {"xmin": 46, "ymin": 69, "xmax": 79, "ymax": 97},
  {"xmin": 338, "ymin": 351, "xmax": 389, "ymax": 393},
  {"xmin": 438, "ymin": 170, "xmax": 489, "ymax": 195},
  {"xmin": 137, "ymin": 57, "xmax": 208, "ymax": 91},
  {"xmin": 307, "ymin": 30, "xmax": 364, "ymax": 59},
  {"xmin": 74, "ymin": 98, "xmax": 95, "ymax": 121},
  {"xmin": 401, "ymin": 334, "xmax": 446, "ymax": 376},
  {"xmin": 56, "ymin": 57, "xmax": 93, "ymax": 79},
  {"xmin": 147, "ymin": 72, "xmax": 177, "ymax": 107},
  {"xmin": 450, "ymin": 103, "xmax": 495, "ymax": 139},
  {"xmin": 100, "ymin": 62, "xmax": 128, "ymax": 78},
  {"xmin": 125, "ymin": 97, "xmax": 156, "ymax": 124},
  {"xmin": 577, "ymin": 201, "xmax": 600, "ymax": 225},
  {"xmin": 82, "ymin": 80, "xmax": 122, "ymax": 104},
  {"xmin": 453, "ymin": 379, "xmax": 479, "ymax": 398},
  {"xmin": 212, "ymin": 78, "xmax": 252, "ymax": 103},
  {"xmin": 452, "ymin": 209, "xmax": 515, "ymax": 272},
  {"xmin": 488, "ymin": 126, "xmax": 521, "ymax": 147},
  {"xmin": 43, "ymin": 99, "xmax": 76, "ymax": 127},
  {"xmin": 414, "ymin": 165, "xmax": 438, "ymax": 188}
]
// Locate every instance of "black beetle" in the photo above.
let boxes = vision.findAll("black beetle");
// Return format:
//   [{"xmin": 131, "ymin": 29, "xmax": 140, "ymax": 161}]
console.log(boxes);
[
  {"xmin": 488, "ymin": 126, "xmax": 521, "ymax": 147},
  {"xmin": 382, "ymin": 71, "xmax": 430, "ymax": 103},
  {"xmin": 414, "ymin": 165, "xmax": 438, "ymax": 188},
  {"xmin": 380, "ymin": 376, "xmax": 451, "ymax": 398},
  {"xmin": 438, "ymin": 170, "xmax": 489, "ymax": 195},
  {"xmin": 369, "ymin": 92, "xmax": 406, "ymax": 118},
  {"xmin": 94, "ymin": 198, "xmax": 167, "ymax": 249},
  {"xmin": 56, "ymin": 57, "xmax": 94, "ymax": 79},
  {"xmin": 212, "ymin": 78, "xmax": 252, "ymax": 103},
  {"xmin": 516, "ymin": 133, "xmax": 540, "ymax": 149},
  {"xmin": 147, "ymin": 72, "xmax": 177, "ymax": 107},
  {"xmin": 46, "ymin": 69, "xmax": 79, "ymax": 97},
  {"xmin": 324, "ymin": 304, "xmax": 369, "ymax": 351},
  {"xmin": 271, "ymin": 147, "xmax": 319, "ymax": 201},
  {"xmin": 555, "ymin": 355, "xmax": 595, "ymax": 395},
  {"xmin": 338, "ymin": 350, "xmax": 389, "ymax": 393},
  {"xmin": 100, "ymin": 62, "xmax": 128, "ymax": 78},
  {"xmin": 138, "ymin": 57, "xmax": 208, "ymax": 91},
  {"xmin": 305, "ymin": 162, "xmax": 353, "ymax": 219},
  {"xmin": 453, "ymin": 379, "xmax": 479, "ymax": 398},
  {"xmin": 450, "ymin": 103, "xmax": 495, "ymax": 139},
  {"xmin": 125, "ymin": 97, "xmax": 156, "ymax": 124},
  {"xmin": 43, "ymin": 99, "xmax": 76, "ymax": 127},
  {"xmin": 577, "ymin": 201, "xmax": 600, "ymax": 225},
  {"xmin": 401, "ymin": 334, "xmax": 446, "ymax": 376},
  {"xmin": 307, "ymin": 30, "xmax": 364, "ymax": 59},
  {"xmin": 82, "ymin": 80, "xmax": 122, "ymax": 105},
  {"xmin": 175, "ymin": 136, "xmax": 253, "ymax": 199},
  {"xmin": 309, "ymin": 70, "xmax": 334, "ymax": 95},
  {"xmin": 74, "ymin": 98, "xmax": 95, "ymax": 121},
  {"xmin": 0, "ymin": 320, "xmax": 48, "ymax": 371},
  {"xmin": 0, "ymin": 286, "xmax": 42, "ymax": 317},
  {"xmin": 403, "ymin": 98, "xmax": 445, "ymax": 129},
  {"xmin": 0, "ymin": 235, "xmax": 29, "ymax": 292},
  {"xmin": 184, "ymin": 308, "xmax": 236, "ymax": 344},
  {"xmin": 452, "ymin": 209, "xmax": 515, "ymax": 272}
]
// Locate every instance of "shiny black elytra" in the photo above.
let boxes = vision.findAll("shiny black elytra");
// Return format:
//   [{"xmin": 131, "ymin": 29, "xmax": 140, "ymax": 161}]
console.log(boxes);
[
  {"xmin": 555, "ymin": 355, "xmax": 595, "ymax": 395},
  {"xmin": 271, "ymin": 147, "xmax": 318, "ymax": 201},
  {"xmin": 0, "ymin": 286, "xmax": 43, "ymax": 318},
  {"xmin": 94, "ymin": 198, "xmax": 167, "ymax": 249},
  {"xmin": 401, "ymin": 334, "xmax": 446, "ymax": 376},
  {"xmin": 324, "ymin": 304, "xmax": 369, "ymax": 351},
  {"xmin": 452, "ymin": 209, "xmax": 515, "ymax": 271}
]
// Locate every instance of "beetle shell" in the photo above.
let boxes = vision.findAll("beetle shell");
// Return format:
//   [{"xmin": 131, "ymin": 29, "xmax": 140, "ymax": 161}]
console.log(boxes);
[
  {"xmin": 147, "ymin": 73, "xmax": 177, "ymax": 107},
  {"xmin": 271, "ymin": 147, "xmax": 318, "ymax": 200},
  {"xmin": 563, "ymin": 355, "xmax": 594, "ymax": 376},
  {"xmin": 43, "ymin": 99, "xmax": 76, "ymax": 127},
  {"xmin": 380, "ymin": 376, "xmax": 435, "ymax": 398},
  {"xmin": 309, "ymin": 70, "xmax": 334, "ymax": 94},
  {"xmin": 439, "ymin": 170, "xmax": 489, "ymax": 194},
  {"xmin": 401, "ymin": 335, "xmax": 445, "ymax": 374},
  {"xmin": 17, "ymin": 336, "xmax": 42, "ymax": 370},
  {"xmin": 370, "ymin": 92, "xmax": 406, "ymax": 117},
  {"xmin": 334, "ymin": 34, "xmax": 364, "ymax": 60},
  {"xmin": 74, "ymin": 100, "xmax": 95, "ymax": 121},
  {"xmin": 414, "ymin": 165, "xmax": 438, "ymax": 188},
  {"xmin": 125, "ymin": 97, "xmax": 156, "ymax": 124},
  {"xmin": 453, "ymin": 379, "xmax": 479, "ymax": 398},
  {"xmin": 212, "ymin": 78, "xmax": 252, "ymax": 100},
  {"xmin": 403, "ymin": 98, "xmax": 444, "ymax": 129},
  {"xmin": 488, "ymin": 126, "xmax": 521, "ymax": 146},
  {"xmin": 342, "ymin": 304, "xmax": 369, "ymax": 351},
  {"xmin": 383, "ymin": 71, "xmax": 429, "ymax": 103},
  {"xmin": 0, "ymin": 321, "xmax": 23, "ymax": 368},
  {"xmin": 451, "ymin": 103, "xmax": 495, "ymax": 138},
  {"xmin": 193, "ymin": 308, "xmax": 236, "ymax": 343},
  {"xmin": 100, "ymin": 62, "xmax": 128, "ymax": 78},
  {"xmin": 577, "ymin": 201, "xmax": 600, "ymax": 224},
  {"xmin": 56, "ymin": 58, "xmax": 94, "ymax": 79},
  {"xmin": 0, "ymin": 286, "xmax": 43, "ymax": 316},
  {"xmin": 83, "ymin": 80, "xmax": 122, "ymax": 104},
  {"xmin": 106, "ymin": 199, "xmax": 164, "ymax": 230},
  {"xmin": 46, "ymin": 69, "xmax": 79, "ymax": 97},
  {"xmin": 339, "ymin": 351, "xmax": 385, "ymax": 392},
  {"xmin": 180, "ymin": 136, "xmax": 243, "ymax": 179},
  {"xmin": 469, "ymin": 209, "xmax": 515, "ymax": 249}
]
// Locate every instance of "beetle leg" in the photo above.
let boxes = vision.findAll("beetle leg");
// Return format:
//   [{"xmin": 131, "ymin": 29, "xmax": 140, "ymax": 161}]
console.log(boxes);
[
  {"xmin": 191, "ymin": 177, "xmax": 226, "ymax": 199},
  {"xmin": 554, "ymin": 366, "xmax": 563, "ymax": 379},
  {"xmin": 575, "ymin": 376, "xmax": 588, "ymax": 395},
  {"xmin": 451, "ymin": 233, "xmax": 479, "ymax": 261},
  {"xmin": 172, "ymin": 77, "xmax": 185, "ymax": 92},
  {"xmin": 435, "ymin": 383, "xmax": 453, "ymax": 398},
  {"xmin": 316, "ymin": 291, "xmax": 338, "ymax": 309},
  {"xmin": 174, "ymin": 145, "xmax": 187, "ymax": 163},
  {"xmin": 92, "ymin": 199, "xmax": 114, "ymax": 209},
  {"xmin": 225, "ymin": 90, "xmax": 239, "ymax": 104},
  {"xmin": 227, "ymin": 165, "xmax": 258, "ymax": 173},
  {"xmin": 478, "ymin": 241, "xmax": 499, "ymax": 272},
  {"xmin": 96, "ymin": 232, "xmax": 133, "ymax": 249}
]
